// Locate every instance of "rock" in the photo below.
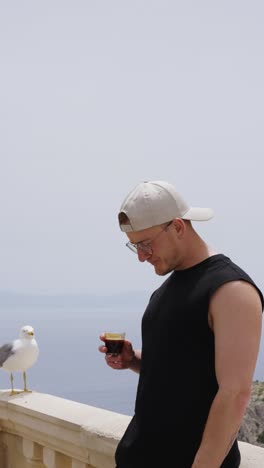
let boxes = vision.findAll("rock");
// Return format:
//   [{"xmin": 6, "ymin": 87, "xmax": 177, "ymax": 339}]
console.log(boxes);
[{"xmin": 239, "ymin": 381, "xmax": 264, "ymax": 448}]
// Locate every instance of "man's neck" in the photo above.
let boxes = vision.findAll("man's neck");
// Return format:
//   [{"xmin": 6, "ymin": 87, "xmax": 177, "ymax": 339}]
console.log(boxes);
[{"xmin": 176, "ymin": 235, "xmax": 218, "ymax": 271}]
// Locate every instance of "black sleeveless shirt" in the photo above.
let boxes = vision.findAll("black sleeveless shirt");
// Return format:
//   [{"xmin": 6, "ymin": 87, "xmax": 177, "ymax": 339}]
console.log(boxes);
[{"xmin": 115, "ymin": 254, "xmax": 263, "ymax": 468}]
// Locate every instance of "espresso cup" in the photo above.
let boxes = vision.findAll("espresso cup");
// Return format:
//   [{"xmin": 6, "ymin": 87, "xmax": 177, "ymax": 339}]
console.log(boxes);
[{"xmin": 104, "ymin": 332, "xmax": 126, "ymax": 356}]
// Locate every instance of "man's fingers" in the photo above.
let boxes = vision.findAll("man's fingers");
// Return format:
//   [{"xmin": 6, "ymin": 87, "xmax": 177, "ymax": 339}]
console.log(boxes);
[{"xmin": 98, "ymin": 344, "xmax": 107, "ymax": 353}]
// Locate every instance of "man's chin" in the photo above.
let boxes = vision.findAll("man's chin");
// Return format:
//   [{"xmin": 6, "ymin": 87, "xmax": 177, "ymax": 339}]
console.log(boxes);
[{"xmin": 153, "ymin": 263, "xmax": 170, "ymax": 276}]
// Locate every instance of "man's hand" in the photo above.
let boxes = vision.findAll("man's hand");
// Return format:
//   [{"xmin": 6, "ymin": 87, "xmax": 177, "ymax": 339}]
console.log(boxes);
[{"xmin": 99, "ymin": 334, "xmax": 135, "ymax": 369}]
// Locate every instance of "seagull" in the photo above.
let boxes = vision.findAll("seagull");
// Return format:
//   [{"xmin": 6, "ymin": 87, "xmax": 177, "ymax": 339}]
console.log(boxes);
[{"xmin": 0, "ymin": 325, "xmax": 39, "ymax": 395}]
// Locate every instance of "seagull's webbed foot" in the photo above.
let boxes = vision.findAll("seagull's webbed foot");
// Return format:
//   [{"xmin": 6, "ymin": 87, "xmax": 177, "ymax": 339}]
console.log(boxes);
[{"xmin": 9, "ymin": 390, "xmax": 24, "ymax": 396}]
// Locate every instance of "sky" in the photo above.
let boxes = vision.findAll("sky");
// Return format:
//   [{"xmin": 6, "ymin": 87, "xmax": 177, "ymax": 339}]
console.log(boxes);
[{"xmin": 0, "ymin": 1, "xmax": 264, "ymax": 298}]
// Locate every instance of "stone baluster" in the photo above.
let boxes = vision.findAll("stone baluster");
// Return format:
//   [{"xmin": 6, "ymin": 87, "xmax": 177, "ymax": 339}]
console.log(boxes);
[
  {"xmin": 43, "ymin": 448, "xmax": 56, "ymax": 468},
  {"xmin": 43, "ymin": 447, "xmax": 72, "ymax": 468},
  {"xmin": 72, "ymin": 461, "xmax": 90, "ymax": 468},
  {"xmin": 0, "ymin": 442, "xmax": 8, "ymax": 468},
  {"xmin": 22, "ymin": 439, "xmax": 45, "ymax": 467}
]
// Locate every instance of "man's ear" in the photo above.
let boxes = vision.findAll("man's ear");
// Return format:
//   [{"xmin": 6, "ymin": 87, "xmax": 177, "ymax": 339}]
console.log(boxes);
[{"xmin": 172, "ymin": 218, "xmax": 186, "ymax": 237}]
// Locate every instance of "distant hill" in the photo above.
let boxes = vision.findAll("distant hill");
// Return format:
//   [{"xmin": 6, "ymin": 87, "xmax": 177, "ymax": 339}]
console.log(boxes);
[{"xmin": 239, "ymin": 381, "xmax": 264, "ymax": 447}]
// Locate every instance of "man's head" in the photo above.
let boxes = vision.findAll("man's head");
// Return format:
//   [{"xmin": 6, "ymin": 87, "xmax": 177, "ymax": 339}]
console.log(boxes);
[
  {"xmin": 118, "ymin": 180, "xmax": 214, "ymax": 275},
  {"xmin": 118, "ymin": 180, "xmax": 214, "ymax": 232}
]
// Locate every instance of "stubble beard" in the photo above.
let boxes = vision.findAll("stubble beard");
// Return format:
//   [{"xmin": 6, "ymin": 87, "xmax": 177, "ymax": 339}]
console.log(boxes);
[{"xmin": 154, "ymin": 258, "xmax": 177, "ymax": 276}]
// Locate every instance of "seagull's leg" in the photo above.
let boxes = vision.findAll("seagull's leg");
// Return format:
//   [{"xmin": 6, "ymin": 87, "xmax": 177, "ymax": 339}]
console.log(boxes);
[
  {"xmin": 23, "ymin": 371, "xmax": 32, "ymax": 393},
  {"xmin": 10, "ymin": 372, "xmax": 14, "ymax": 393},
  {"xmin": 9, "ymin": 372, "xmax": 22, "ymax": 395},
  {"xmin": 9, "ymin": 371, "xmax": 32, "ymax": 395}
]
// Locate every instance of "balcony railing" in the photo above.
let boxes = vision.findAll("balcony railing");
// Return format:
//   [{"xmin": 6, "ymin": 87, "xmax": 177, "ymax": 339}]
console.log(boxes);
[{"xmin": 0, "ymin": 390, "xmax": 263, "ymax": 467}]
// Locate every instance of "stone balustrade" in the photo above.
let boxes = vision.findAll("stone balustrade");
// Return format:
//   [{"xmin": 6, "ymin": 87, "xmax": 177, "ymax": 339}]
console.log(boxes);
[{"xmin": 0, "ymin": 390, "xmax": 263, "ymax": 467}]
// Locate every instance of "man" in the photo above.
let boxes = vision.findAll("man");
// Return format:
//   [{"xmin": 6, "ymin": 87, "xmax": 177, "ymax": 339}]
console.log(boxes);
[{"xmin": 99, "ymin": 180, "xmax": 263, "ymax": 468}]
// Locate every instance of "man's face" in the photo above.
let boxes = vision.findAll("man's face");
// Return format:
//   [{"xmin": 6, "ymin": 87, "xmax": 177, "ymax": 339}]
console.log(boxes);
[{"xmin": 126, "ymin": 220, "xmax": 182, "ymax": 275}]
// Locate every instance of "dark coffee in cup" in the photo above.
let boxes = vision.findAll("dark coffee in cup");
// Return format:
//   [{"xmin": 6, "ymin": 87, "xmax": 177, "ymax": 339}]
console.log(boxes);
[{"xmin": 104, "ymin": 332, "xmax": 125, "ymax": 356}]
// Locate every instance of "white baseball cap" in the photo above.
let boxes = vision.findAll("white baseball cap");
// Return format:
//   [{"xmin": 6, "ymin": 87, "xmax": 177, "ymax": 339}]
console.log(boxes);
[{"xmin": 118, "ymin": 180, "xmax": 214, "ymax": 232}]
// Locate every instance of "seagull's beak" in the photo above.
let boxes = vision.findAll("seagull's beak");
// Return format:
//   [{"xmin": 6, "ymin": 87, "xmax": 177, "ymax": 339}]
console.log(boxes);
[{"xmin": 28, "ymin": 331, "xmax": 34, "ymax": 336}]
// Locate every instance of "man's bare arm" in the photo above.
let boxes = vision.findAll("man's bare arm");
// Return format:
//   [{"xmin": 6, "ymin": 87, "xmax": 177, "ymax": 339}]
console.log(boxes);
[{"xmin": 192, "ymin": 281, "xmax": 262, "ymax": 468}]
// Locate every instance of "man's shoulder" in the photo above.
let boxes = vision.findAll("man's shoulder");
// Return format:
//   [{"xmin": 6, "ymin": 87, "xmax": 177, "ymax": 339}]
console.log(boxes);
[{"xmin": 203, "ymin": 254, "xmax": 264, "ymax": 309}]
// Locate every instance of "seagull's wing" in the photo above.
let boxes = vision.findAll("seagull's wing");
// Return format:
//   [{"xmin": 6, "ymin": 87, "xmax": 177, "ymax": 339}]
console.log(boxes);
[{"xmin": 0, "ymin": 343, "xmax": 14, "ymax": 367}]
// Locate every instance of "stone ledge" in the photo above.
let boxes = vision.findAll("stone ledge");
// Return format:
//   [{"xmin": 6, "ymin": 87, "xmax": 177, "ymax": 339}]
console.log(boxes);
[
  {"xmin": 238, "ymin": 441, "xmax": 264, "ymax": 467},
  {"xmin": 0, "ymin": 390, "xmax": 130, "ymax": 465},
  {"xmin": 0, "ymin": 390, "xmax": 263, "ymax": 467}
]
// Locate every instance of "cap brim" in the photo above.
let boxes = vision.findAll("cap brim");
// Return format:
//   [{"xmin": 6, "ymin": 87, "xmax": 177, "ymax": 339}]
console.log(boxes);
[{"xmin": 181, "ymin": 207, "xmax": 214, "ymax": 221}]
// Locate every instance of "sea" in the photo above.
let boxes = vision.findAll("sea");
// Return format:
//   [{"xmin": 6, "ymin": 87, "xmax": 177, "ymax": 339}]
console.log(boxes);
[
  {"xmin": 0, "ymin": 293, "xmax": 263, "ymax": 416},
  {"xmin": 0, "ymin": 293, "xmax": 147, "ymax": 416}
]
